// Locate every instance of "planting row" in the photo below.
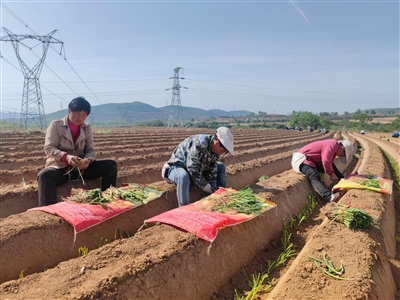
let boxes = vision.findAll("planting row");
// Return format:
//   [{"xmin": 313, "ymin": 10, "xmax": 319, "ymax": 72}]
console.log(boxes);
[
  {"xmin": 0, "ymin": 129, "xmax": 331, "ymax": 219},
  {"xmin": 0, "ymin": 133, "xmax": 368, "ymax": 299},
  {"xmin": 0, "ymin": 129, "xmax": 335, "ymax": 283},
  {"xmin": 266, "ymin": 132, "xmax": 398, "ymax": 299}
]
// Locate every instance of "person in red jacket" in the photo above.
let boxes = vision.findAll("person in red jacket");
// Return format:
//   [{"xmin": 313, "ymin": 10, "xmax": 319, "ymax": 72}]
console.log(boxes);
[{"xmin": 291, "ymin": 139, "xmax": 354, "ymax": 202}]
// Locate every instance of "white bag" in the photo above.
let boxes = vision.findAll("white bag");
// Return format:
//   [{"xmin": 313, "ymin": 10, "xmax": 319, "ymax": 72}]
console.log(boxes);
[
  {"xmin": 291, "ymin": 152, "xmax": 307, "ymax": 174},
  {"xmin": 161, "ymin": 162, "xmax": 173, "ymax": 184}
]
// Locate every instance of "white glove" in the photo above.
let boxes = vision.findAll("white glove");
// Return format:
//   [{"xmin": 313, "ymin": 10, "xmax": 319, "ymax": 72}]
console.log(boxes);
[{"xmin": 202, "ymin": 183, "xmax": 213, "ymax": 194}]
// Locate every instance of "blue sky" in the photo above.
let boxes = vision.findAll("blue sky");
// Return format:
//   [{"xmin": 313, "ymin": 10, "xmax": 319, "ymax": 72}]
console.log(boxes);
[{"xmin": 1, "ymin": 0, "xmax": 399, "ymax": 117}]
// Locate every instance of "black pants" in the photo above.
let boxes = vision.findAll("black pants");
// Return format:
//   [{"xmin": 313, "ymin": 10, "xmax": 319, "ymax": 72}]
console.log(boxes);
[
  {"xmin": 299, "ymin": 163, "xmax": 343, "ymax": 201},
  {"xmin": 37, "ymin": 160, "xmax": 117, "ymax": 206}
]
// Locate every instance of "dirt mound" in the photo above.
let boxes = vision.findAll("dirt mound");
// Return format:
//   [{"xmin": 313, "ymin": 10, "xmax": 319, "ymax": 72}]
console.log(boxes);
[{"xmin": 0, "ymin": 129, "xmax": 398, "ymax": 299}]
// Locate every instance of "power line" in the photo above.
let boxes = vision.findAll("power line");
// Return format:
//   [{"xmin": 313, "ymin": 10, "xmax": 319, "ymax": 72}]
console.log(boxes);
[
  {"xmin": 2, "ymin": 3, "xmax": 104, "ymax": 107},
  {"xmin": 185, "ymin": 68, "xmax": 398, "ymax": 88},
  {"xmin": 0, "ymin": 105, "xmax": 20, "ymax": 112},
  {"xmin": 26, "ymin": 2, "xmax": 103, "ymax": 105},
  {"xmin": 1, "ymin": 84, "xmax": 397, "ymax": 105},
  {"xmin": 1, "ymin": 51, "xmax": 72, "ymax": 105},
  {"xmin": 30, "ymin": 2, "xmax": 107, "ymax": 105},
  {"xmin": 1, "ymin": 3, "xmax": 37, "ymax": 35},
  {"xmin": 1, "ymin": 88, "xmax": 165, "ymax": 98},
  {"xmin": 2, "ymin": 78, "xmax": 169, "ymax": 84},
  {"xmin": 188, "ymin": 88, "xmax": 397, "ymax": 105},
  {"xmin": 63, "ymin": 58, "xmax": 103, "ymax": 105},
  {"xmin": 187, "ymin": 78, "xmax": 397, "ymax": 97},
  {"xmin": 1, "ymin": 28, "xmax": 64, "ymax": 129}
]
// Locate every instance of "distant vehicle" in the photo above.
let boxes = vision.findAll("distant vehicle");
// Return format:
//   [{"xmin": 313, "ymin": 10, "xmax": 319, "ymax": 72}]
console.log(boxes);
[
  {"xmin": 392, "ymin": 131, "xmax": 399, "ymax": 138},
  {"xmin": 360, "ymin": 130, "xmax": 365, "ymax": 134}
]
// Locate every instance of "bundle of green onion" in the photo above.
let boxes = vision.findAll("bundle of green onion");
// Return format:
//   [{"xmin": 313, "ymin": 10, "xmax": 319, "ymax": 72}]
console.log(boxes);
[
  {"xmin": 211, "ymin": 187, "xmax": 264, "ymax": 215},
  {"xmin": 67, "ymin": 185, "xmax": 150, "ymax": 209},
  {"xmin": 107, "ymin": 186, "xmax": 148, "ymax": 205},
  {"xmin": 360, "ymin": 179, "xmax": 381, "ymax": 189},
  {"xmin": 332, "ymin": 204, "xmax": 374, "ymax": 229},
  {"xmin": 69, "ymin": 188, "xmax": 111, "ymax": 209}
]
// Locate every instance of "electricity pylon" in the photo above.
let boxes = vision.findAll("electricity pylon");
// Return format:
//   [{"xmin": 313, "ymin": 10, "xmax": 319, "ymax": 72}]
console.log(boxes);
[
  {"xmin": 166, "ymin": 67, "xmax": 187, "ymax": 129},
  {"xmin": 1, "ymin": 27, "xmax": 64, "ymax": 129}
]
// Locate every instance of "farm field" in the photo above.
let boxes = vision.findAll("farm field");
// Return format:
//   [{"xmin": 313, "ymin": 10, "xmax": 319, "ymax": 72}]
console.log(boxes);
[
  {"xmin": 0, "ymin": 128, "xmax": 399, "ymax": 299},
  {"xmin": 355, "ymin": 132, "xmax": 400, "ymax": 169},
  {"xmin": 371, "ymin": 117, "xmax": 399, "ymax": 124}
]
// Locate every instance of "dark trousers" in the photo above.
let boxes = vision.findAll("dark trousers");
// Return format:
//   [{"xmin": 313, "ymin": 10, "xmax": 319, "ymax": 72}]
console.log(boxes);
[
  {"xmin": 37, "ymin": 160, "xmax": 117, "ymax": 206},
  {"xmin": 299, "ymin": 163, "xmax": 343, "ymax": 201}
]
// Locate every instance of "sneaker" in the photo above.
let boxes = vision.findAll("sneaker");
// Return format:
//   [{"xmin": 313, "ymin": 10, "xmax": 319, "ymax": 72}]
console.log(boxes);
[{"xmin": 329, "ymin": 193, "xmax": 340, "ymax": 203}]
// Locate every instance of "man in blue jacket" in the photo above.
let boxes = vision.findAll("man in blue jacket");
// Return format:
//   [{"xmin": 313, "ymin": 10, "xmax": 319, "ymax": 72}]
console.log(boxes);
[{"xmin": 162, "ymin": 127, "xmax": 234, "ymax": 206}]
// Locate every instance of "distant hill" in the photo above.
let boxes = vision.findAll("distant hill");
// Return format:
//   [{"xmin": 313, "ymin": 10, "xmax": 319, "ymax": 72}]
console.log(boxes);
[
  {"xmin": 208, "ymin": 109, "xmax": 251, "ymax": 117},
  {"xmin": 43, "ymin": 102, "xmax": 253, "ymax": 125},
  {"xmin": 1, "ymin": 104, "xmax": 398, "ymax": 125},
  {"xmin": 0, "ymin": 111, "xmax": 21, "ymax": 123}
]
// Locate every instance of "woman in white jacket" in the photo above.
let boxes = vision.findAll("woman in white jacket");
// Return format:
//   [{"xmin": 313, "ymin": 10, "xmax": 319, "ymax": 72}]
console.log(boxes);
[{"xmin": 37, "ymin": 97, "xmax": 117, "ymax": 206}]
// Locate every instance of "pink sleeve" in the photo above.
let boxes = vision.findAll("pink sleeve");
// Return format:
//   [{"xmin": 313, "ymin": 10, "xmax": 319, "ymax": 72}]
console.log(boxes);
[{"xmin": 320, "ymin": 142, "xmax": 338, "ymax": 175}]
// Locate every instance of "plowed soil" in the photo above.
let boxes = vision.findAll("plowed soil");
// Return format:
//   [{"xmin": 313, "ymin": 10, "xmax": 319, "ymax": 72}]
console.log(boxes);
[{"xmin": 0, "ymin": 128, "xmax": 399, "ymax": 300}]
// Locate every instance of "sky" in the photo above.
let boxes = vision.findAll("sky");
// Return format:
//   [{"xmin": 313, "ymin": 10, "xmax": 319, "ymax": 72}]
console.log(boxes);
[{"xmin": 0, "ymin": 0, "xmax": 399, "ymax": 117}]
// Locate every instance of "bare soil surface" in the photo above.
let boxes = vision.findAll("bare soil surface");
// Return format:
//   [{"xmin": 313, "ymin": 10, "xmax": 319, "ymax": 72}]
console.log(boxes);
[
  {"xmin": 214, "ymin": 132, "xmax": 399, "ymax": 300},
  {"xmin": 0, "ymin": 128, "xmax": 398, "ymax": 299},
  {"xmin": 0, "ymin": 129, "xmax": 329, "ymax": 218}
]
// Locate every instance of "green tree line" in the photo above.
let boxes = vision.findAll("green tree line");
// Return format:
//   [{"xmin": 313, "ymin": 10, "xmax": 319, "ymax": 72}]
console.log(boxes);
[{"xmin": 289, "ymin": 110, "xmax": 399, "ymax": 133}]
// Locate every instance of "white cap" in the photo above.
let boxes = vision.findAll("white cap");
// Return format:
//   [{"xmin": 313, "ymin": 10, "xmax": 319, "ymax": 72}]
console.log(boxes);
[
  {"xmin": 338, "ymin": 140, "xmax": 354, "ymax": 164},
  {"xmin": 216, "ymin": 127, "xmax": 234, "ymax": 155}
]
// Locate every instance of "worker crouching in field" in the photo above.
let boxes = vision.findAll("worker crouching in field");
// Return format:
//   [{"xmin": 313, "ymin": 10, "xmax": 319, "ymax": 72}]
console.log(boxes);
[
  {"xmin": 37, "ymin": 97, "xmax": 117, "ymax": 206},
  {"xmin": 291, "ymin": 139, "xmax": 354, "ymax": 203},
  {"xmin": 162, "ymin": 127, "xmax": 235, "ymax": 206}
]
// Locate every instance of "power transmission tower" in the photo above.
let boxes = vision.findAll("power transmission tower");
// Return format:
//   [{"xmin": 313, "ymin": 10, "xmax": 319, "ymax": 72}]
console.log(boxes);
[
  {"xmin": 165, "ymin": 67, "xmax": 187, "ymax": 129},
  {"xmin": 1, "ymin": 27, "xmax": 64, "ymax": 129},
  {"xmin": 8, "ymin": 111, "xmax": 17, "ymax": 122},
  {"xmin": 60, "ymin": 101, "xmax": 64, "ymax": 118}
]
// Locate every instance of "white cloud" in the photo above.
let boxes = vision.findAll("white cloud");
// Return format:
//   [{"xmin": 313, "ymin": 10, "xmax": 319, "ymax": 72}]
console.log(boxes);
[{"xmin": 290, "ymin": 0, "xmax": 309, "ymax": 23}]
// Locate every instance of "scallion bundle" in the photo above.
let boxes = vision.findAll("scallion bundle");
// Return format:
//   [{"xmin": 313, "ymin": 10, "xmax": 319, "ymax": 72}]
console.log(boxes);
[
  {"xmin": 332, "ymin": 205, "xmax": 374, "ymax": 229},
  {"xmin": 212, "ymin": 187, "xmax": 264, "ymax": 215},
  {"xmin": 68, "ymin": 188, "xmax": 111, "ymax": 209},
  {"xmin": 360, "ymin": 179, "xmax": 380, "ymax": 189},
  {"xmin": 107, "ymin": 186, "xmax": 148, "ymax": 205}
]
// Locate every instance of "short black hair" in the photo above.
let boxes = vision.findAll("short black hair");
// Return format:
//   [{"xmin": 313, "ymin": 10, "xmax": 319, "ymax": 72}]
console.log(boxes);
[{"xmin": 68, "ymin": 97, "xmax": 91, "ymax": 115}]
